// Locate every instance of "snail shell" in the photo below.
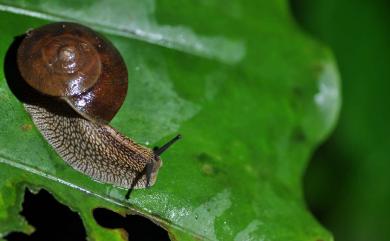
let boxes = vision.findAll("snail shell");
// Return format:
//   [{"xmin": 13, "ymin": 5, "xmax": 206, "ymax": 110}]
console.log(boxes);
[
  {"xmin": 18, "ymin": 22, "xmax": 127, "ymax": 124},
  {"xmin": 16, "ymin": 22, "xmax": 179, "ymax": 189}
]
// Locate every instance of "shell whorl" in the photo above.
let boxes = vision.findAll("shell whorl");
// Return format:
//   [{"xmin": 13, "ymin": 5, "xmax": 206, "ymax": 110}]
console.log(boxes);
[
  {"xmin": 18, "ymin": 32, "xmax": 101, "ymax": 97},
  {"xmin": 17, "ymin": 22, "xmax": 128, "ymax": 124},
  {"xmin": 24, "ymin": 101, "xmax": 161, "ymax": 189}
]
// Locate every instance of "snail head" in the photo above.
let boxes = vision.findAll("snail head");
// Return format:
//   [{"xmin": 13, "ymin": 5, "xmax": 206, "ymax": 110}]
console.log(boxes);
[{"xmin": 145, "ymin": 134, "xmax": 182, "ymax": 188}]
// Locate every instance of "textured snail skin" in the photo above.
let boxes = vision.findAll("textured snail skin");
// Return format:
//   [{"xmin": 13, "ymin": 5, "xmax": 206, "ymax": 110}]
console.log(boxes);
[
  {"xmin": 17, "ymin": 22, "xmax": 163, "ymax": 189},
  {"xmin": 24, "ymin": 101, "xmax": 161, "ymax": 189}
]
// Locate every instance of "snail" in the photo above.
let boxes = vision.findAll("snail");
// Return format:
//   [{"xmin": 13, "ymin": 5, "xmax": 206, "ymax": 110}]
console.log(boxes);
[{"xmin": 16, "ymin": 22, "xmax": 180, "ymax": 189}]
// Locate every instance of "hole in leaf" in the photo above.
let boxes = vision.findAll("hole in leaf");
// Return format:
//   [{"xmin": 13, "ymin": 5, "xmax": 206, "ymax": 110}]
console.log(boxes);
[
  {"xmin": 93, "ymin": 208, "xmax": 171, "ymax": 241},
  {"xmin": 5, "ymin": 189, "xmax": 86, "ymax": 241}
]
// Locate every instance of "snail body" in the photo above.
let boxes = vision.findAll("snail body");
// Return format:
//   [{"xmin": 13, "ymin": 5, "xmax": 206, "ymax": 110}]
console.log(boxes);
[
  {"xmin": 17, "ymin": 22, "xmax": 179, "ymax": 189},
  {"xmin": 24, "ymin": 102, "xmax": 159, "ymax": 188}
]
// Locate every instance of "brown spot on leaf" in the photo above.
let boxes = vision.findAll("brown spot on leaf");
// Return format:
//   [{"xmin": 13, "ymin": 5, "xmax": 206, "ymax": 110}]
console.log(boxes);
[
  {"xmin": 21, "ymin": 123, "xmax": 33, "ymax": 131},
  {"xmin": 292, "ymin": 127, "xmax": 306, "ymax": 143},
  {"xmin": 202, "ymin": 163, "xmax": 215, "ymax": 175}
]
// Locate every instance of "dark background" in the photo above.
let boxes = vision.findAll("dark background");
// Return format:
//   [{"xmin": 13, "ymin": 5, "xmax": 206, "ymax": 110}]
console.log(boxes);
[
  {"xmin": 291, "ymin": 0, "xmax": 390, "ymax": 241},
  {"xmin": 5, "ymin": 189, "xmax": 170, "ymax": 241}
]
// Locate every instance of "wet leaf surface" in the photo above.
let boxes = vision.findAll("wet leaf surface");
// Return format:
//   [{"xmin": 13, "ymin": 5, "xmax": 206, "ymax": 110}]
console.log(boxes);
[{"xmin": 0, "ymin": 0, "xmax": 340, "ymax": 240}]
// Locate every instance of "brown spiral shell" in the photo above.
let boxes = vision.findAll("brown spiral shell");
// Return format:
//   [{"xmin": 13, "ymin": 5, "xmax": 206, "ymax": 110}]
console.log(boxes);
[{"xmin": 17, "ymin": 22, "xmax": 128, "ymax": 123}]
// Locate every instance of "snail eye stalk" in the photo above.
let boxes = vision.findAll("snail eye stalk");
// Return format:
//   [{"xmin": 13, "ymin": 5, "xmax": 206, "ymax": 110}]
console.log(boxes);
[{"xmin": 153, "ymin": 134, "xmax": 182, "ymax": 156}]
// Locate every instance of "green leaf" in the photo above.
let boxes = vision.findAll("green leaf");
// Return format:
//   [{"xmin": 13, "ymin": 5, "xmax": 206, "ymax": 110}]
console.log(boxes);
[{"xmin": 0, "ymin": 0, "xmax": 340, "ymax": 240}]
